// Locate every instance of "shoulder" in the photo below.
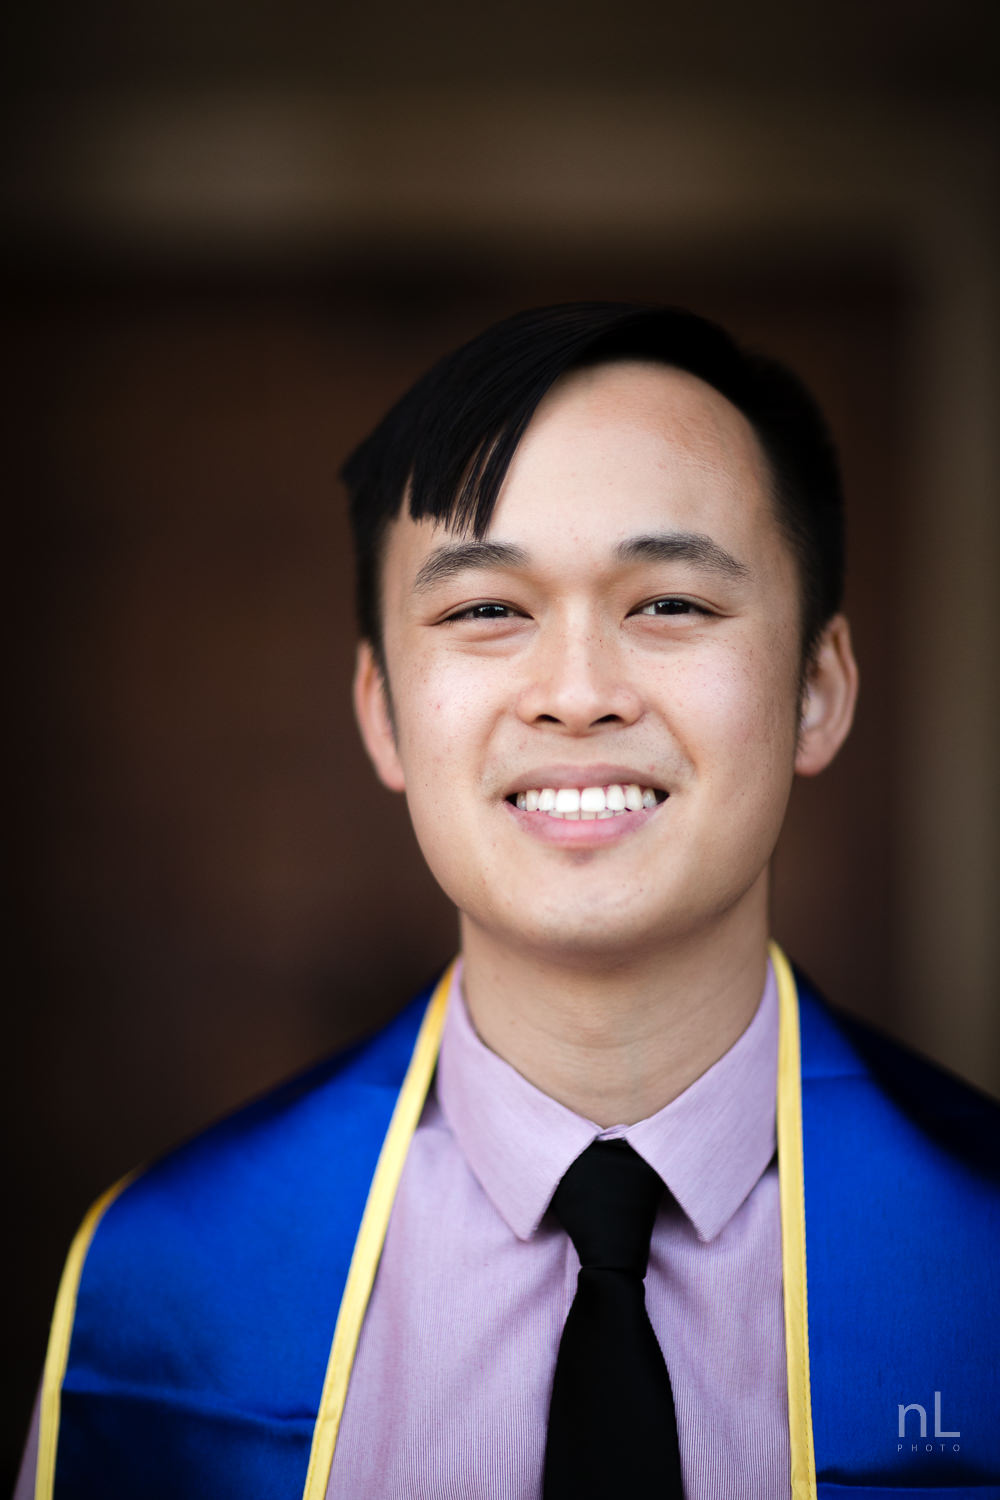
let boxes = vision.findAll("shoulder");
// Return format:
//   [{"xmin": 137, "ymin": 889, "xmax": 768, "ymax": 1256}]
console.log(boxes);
[
  {"xmin": 55, "ymin": 981, "xmax": 439, "ymax": 1423},
  {"xmin": 75, "ymin": 979, "xmax": 438, "ymax": 1306},
  {"xmin": 792, "ymin": 972, "xmax": 1000, "ymax": 1482},
  {"xmin": 796, "ymin": 969, "xmax": 1000, "ymax": 1183},
  {"xmin": 117, "ymin": 980, "xmax": 435, "ymax": 1214}
]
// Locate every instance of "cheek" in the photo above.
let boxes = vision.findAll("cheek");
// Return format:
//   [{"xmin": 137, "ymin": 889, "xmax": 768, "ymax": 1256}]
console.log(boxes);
[
  {"xmin": 670, "ymin": 643, "xmax": 800, "ymax": 778},
  {"xmin": 393, "ymin": 655, "xmax": 495, "ymax": 799},
  {"xmin": 389, "ymin": 663, "xmax": 501, "ymax": 912}
]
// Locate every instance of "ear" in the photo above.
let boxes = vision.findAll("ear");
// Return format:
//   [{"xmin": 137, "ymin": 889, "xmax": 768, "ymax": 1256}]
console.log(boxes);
[
  {"xmin": 794, "ymin": 614, "xmax": 859, "ymax": 777},
  {"xmin": 353, "ymin": 640, "xmax": 406, "ymax": 792}
]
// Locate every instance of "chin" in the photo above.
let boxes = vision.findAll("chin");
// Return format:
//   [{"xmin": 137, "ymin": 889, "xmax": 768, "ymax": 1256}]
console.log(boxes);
[
  {"xmin": 496, "ymin": 874, "xmax": 766, "ymax": 965},
  {"xmin": 498, "ymin": 899, "xmax": 681, "ymax": 968}
]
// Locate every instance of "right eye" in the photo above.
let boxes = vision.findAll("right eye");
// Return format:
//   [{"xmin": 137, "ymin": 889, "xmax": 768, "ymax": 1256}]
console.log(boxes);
[{"xmin": 443, "ymin": 603, "xmax": 522, "ymax": 622}]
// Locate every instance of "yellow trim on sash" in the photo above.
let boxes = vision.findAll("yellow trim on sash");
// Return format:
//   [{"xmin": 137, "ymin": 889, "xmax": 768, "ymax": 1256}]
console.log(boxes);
[
  {"xmin": 35, "ymin": 1170, "xmax": 137, "ymax": 1500},
  {"xmin": 771, "ymin": 939, "xmax": 818, "ymax": 1500},
  {"xmin": 303, "ymin": 947, "xmax": 818, "ymax": 1497},
  {"xmin": 37, "ymin": 952, "xmax": 814, "ymax": 1498},
  {"xmin": 301, "ymin": 963, "xmax": 455, "ymax": 1500}
]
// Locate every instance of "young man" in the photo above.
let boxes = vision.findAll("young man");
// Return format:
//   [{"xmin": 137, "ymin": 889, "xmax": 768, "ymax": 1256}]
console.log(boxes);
[{"xmin": 22, "ymin": 304, "xmax": 1000, "ymax": 1499}]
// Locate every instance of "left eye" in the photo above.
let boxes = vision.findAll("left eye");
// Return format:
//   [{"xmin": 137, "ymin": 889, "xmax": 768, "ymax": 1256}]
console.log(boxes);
[{"xmin": 635, "ymin": 598, "xmax": 705, "ymax": 616}]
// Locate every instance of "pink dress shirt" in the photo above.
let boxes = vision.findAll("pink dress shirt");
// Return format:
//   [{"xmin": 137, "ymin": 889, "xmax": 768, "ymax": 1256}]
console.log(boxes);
[
  {"xmin": 17, "ymin": 962, "xmax": 789, "ymax": 1498},
  {"xmin": 328, "ymin": 961, "xmax": 789, "ymax": 1497}
]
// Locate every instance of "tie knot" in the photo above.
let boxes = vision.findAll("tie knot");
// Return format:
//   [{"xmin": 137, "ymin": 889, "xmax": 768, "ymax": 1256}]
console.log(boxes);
[{"xmin": 549, "ymin": 1140, "xmax": 664, "ymax": 1276}]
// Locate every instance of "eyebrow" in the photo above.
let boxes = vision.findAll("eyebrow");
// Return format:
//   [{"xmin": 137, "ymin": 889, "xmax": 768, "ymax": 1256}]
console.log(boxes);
[
  {"xmin": 617, "ymin": 531, "xmax": 750, "ymax": 579},
  {"xmin": 412, "ymin": 541, "xmax": 530, "ymax": 594},
  {"xmin": 410, "ymin": 529, "xmax": 749, "ymax": 595}
]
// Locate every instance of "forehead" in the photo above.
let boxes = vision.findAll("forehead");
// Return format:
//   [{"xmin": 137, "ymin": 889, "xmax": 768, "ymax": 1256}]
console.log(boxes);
[
  {"xmin": 533, "ymin": 358, "xmax": 763, "ymax": 459},
  {"xmin": 495, "ymin": 360, "xmax": 772, "ymax": 532},
  {"xmin": 380, "ymin": 358, "xmax": 792, "ymax": 604}
]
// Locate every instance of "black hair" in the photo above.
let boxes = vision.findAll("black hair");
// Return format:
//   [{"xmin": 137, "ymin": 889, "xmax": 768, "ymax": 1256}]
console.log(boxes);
[{"xmin": 341, "ymin": 301, "xmax": 844, "ymax": 667}]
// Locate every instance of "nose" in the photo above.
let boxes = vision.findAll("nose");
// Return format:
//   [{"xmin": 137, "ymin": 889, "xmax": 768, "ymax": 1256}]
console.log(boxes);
[{"xmin": 515, "ymin": 617, "xmax": 643, "ymax": 733}]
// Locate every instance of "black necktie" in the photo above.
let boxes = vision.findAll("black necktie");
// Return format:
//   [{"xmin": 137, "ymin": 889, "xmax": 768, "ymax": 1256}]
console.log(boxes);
[{"xmin": 542, "ymin": 1139, "xmax": 684, "ymax": 1499}]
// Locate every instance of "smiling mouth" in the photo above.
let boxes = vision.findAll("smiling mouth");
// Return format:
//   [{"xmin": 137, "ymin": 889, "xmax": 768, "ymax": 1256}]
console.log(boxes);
[{"xmin": 505, "ymin": 784, "xmax": 668, "ymax": 820}]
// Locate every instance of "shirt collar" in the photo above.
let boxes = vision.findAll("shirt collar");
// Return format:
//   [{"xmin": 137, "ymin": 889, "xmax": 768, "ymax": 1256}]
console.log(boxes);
[{"xmin": 435, "ymin": 959, "xmax": 778, "ymax": 1244}]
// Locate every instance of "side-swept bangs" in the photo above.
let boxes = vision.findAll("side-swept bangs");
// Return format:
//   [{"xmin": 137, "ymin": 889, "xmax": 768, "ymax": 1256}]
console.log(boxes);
[{"xmin": 342, "ymin": 302, "xmax": 843, "ymax": 665}]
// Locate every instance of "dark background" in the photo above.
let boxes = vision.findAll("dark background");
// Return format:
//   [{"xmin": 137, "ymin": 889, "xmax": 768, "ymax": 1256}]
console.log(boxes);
[{"xmin": 5, "ymin": 0, "xmax": 999, "ymax": 1484}]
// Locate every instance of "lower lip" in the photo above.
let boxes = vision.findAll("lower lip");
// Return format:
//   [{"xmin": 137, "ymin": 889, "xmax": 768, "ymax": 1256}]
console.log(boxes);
[{"xmin": 503, "ymin": 798, "xmax": 665, "ymax": 846}]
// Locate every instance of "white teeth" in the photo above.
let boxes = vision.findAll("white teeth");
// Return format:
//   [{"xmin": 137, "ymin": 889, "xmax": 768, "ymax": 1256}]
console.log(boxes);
[{"xmin": 512, "ymin": 782, "xmax": 664, "ymax": 820}]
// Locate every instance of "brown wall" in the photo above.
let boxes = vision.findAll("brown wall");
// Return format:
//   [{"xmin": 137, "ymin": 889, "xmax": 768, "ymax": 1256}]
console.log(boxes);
[
  {"xmin": 5, "ymin": 1, "xmax": 998, "ymax": 1481},
  {"xmin": 9, "ymin": 256, "xmax": 914, "ymax": 1466}
]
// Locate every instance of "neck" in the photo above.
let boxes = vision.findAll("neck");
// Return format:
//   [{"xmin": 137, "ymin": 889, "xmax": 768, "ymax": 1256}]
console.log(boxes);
[{"xmin": 458, "ymin": 904, "xmax": 769, "ymax": 1128}]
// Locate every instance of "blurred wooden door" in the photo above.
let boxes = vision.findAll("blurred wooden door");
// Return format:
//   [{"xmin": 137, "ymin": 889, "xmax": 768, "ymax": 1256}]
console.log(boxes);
[{"xmin": 8, "ymin": 253, "xmax": 906, "ymax": 1482}]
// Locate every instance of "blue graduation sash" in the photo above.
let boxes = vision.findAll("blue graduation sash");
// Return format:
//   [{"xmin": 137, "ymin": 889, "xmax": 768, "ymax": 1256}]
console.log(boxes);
[
  {"xmin": 37, "ymin": 948, "xmax": 1000, "ymax": 1499},
  {"xmin": 797, "ymin": 986, "xmax": 1000, "ymax": 1498}
]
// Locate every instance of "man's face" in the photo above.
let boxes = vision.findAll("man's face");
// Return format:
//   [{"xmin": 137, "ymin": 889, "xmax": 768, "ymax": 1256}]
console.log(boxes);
[{"xmin": 356, "ymin": 361, "xmax": 853, "ymax": 966}]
